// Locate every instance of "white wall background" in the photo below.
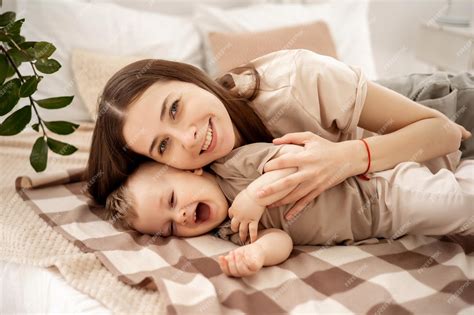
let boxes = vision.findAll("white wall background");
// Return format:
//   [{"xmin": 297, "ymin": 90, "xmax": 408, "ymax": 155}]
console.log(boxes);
[
  {"xmin": 4, "ymin": 0, "xmax": 470, "ymax": 78},
  {"xmin": 368, "ymin": 0, "xmax": 471, "ymax": 78},
  {"xmin": 1, "ymin": 0, "xmax": 472, "ymax": 124}
]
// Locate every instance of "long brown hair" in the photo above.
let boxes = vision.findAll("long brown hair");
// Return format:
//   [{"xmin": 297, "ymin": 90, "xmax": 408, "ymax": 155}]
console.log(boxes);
[{"xmin": 84, "ymin": 59, "xmax": 273, "ymax": 205}]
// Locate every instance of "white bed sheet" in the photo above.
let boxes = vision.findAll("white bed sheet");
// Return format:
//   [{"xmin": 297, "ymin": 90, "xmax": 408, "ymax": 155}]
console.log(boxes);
[{"xmin": 0, "ymin": 260, "xmax": 111, "ymax": 314}]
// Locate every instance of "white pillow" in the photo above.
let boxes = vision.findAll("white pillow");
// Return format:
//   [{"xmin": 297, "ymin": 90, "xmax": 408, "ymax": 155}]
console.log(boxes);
[
  {"xmin": 14, "ymin": 0, "xmax": 203, "ymax": 122},
  {"xmin": 193, "ymin": 0, "xmax": 377, "ymax": 80}
]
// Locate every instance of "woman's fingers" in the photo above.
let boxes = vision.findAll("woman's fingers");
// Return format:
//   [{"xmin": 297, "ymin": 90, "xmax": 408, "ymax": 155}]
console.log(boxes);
[
  {"xmin": 257, "ymin": 172, "xmax": 307, "ymax": 198},
  {"xmin": 269, "ymin": 183, "xmax": 313, "ymax": 208},
  {"xmin": 263, "ymin": 153, "xmax": 300, "ymax": 173},
  {"xmin": 460, "ymin": 126, "xmax": 472, "ymax": 140},
  {"xmin": 272, "ymin": 131, "xmax": 317, "ymax": 145},
  {"xmin": 268, "ymin": 184, "xmax": 299, "ymax": 207},
  {"xmin": 285, "ymin": 189, "xmax": 321, "ymax": 220},
  {"xmin": 453, "ymin": 122, "xmax": 471, "ymax": 140}
]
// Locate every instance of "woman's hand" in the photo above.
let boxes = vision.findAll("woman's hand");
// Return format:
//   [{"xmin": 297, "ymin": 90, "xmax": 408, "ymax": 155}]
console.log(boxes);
[
  {"xmin": 454, "ymin": 122, "xmax": 472, "ymax": 140},
  {"xmin": 218, "ymin": 243, "xmax": 265, "ymax": 277},
  {"xmin": 257, "ymin": 132, "xmax": 360, "ymax": 220}
]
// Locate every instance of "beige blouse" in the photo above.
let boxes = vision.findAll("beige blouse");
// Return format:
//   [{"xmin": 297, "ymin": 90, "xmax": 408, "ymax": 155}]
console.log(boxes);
[{"xmin": 217, "ymin": 48, "xmax": 378, "ymax": 143}]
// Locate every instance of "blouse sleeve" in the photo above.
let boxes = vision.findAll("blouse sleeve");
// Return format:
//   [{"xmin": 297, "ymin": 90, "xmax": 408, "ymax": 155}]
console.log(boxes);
[{"xmin": 291, "ymin": 49, "xmax": 368, "ymax": 134}]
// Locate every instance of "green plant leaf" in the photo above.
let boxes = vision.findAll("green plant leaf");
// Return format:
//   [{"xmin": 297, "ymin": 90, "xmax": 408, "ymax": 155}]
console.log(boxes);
[
  {"xmin": 30, "ymin": 136, "xmax": 48, "ymax": 172},
  {"xmin": 19, "ymin": 76, "xmax": 39, "ymax": 98},
  {"xmin": 19, "ymin": 41, "xmax": 37, "ymax": 49},
  {"xmin": 32, "ymin": 123, "xmax": 39, "ymax": 132},
  {"xmin": 8, "ymin": 18, "xmax": 24, "ymax": 35},
  {"xmin": 44, "ymin": 121, "xmax": 79, "ymax": 135},
  {"xmin": 9, "ymin": 48, "xmax": 34, "ymax": 64},
  {"xmin": 0, "ymin": 105, "xmax": 31, "ymax": 135},
  {"xmin": 0, "ymin": 12, "xmax": 16, "ymax": 27},
  {"xmin": 35, "ymin": 96, "xmax": 73, "ymax": 109},
  {"xmin": 0, "ymin": 54, "xmax": 8, "ymax": 85},
  {"xmin": 0, "ymin": 30, "xmax": 8, "ymax": 42},
  {"xmin": 33, "ymin": 42, "xmax": 56, "ymax": 59},
  {"xmin": 7, "ymin": 50, "xmax": 22, "ymax": 67},
  {"xmin": 35, "ymin": 58, "xmax": 61, "ymax": 74},
  {"xmin": 47, "ymin": 137, "xmax": 77, "ymax": 156},
  {"xmin": 0, "ymin": 78, "xmax": 21, "ymax": 116},
  {"xmin": 0, "ymin": 54, "xmax": 15, "ymax": 80},
  {"xmin": 10, "ymin": 34, "xmax": 25, "ymax": 44}
]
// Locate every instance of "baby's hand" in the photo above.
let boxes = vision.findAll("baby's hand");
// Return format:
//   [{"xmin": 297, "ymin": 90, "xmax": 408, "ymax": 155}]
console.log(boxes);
[
  {"xmin": 229, "ymin": 189, "xmax": 265, "ymax": 244},
  {"xmin": 218, "ymin": 243, "xmax": 265, "ymax": 277}
]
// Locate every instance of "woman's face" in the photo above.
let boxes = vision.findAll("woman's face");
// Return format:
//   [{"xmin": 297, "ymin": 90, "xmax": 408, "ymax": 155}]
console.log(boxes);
[{"xmin": 122, "ymin": 80, "xmax": 238, "ymax": 170}]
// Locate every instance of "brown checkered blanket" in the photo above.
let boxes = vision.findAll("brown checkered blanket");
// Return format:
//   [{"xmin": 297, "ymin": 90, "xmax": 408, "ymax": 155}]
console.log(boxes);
[{"xmin": 15, "ymin": 166, "xmax": 474, "ymax": 314}]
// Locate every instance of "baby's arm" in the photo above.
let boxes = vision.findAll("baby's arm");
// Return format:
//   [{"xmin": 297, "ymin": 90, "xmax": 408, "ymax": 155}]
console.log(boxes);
[
  {"xmin": 229, "ymin": 144, "xmax": 303, "ymax": 243},
  {"xmin": 218, "ymin": 228, "xmax": 293, "ymax": 278}
]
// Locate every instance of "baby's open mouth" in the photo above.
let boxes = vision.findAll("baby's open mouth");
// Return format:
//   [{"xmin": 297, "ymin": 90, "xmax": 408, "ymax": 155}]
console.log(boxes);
[{"xmin": 195, "ymin": 202, "xmax": 210, "ymax": 223}]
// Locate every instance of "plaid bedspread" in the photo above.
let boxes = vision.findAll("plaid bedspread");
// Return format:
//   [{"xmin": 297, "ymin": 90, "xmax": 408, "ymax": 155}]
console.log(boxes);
[{"xmin": 15, "ymin": 167, "xmax": 474, "ymax": 314}]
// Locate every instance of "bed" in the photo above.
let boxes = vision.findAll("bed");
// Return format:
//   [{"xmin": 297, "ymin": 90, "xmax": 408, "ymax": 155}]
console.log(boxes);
[{"xmin": 1, "ymin": 0, "xmax": 473, "ymax": 314}]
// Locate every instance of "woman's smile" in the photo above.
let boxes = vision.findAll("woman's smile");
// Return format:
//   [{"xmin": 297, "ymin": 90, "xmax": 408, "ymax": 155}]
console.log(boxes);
[
  {"xmin": 200, "ymin": 117, "xmax": 218, "ymax": 155},
  {"xmin": 122, "ymin": 80, "xmax": 238, "ymax": 169}
]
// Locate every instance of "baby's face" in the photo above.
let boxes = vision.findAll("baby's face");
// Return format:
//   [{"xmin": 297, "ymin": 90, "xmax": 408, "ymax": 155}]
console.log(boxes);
[{"xmin": 127, "ymin": 162, "xmax": 229, "ymax": 237}]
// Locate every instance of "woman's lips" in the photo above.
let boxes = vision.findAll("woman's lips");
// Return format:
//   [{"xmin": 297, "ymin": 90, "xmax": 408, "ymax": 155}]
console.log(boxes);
[{"xmin": 202, "ymin": 117, "xmax": 217, "ymax": 154}]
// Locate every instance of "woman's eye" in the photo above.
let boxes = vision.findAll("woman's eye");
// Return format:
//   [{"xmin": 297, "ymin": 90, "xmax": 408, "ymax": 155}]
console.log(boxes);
[
  {"xmin": 159, "ymin": 138, "xmax": 168, "ymax": 155},
  {"xmin": 170, "ymin": 100, "xmax": 179, "ymax": 119}
]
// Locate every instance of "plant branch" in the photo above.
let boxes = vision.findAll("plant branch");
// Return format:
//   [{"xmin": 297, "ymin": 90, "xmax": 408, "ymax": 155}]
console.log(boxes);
[
  {"xmin": 0, "ymin": 43, "xmax": 47, "ymax": 137},
  {"xmin": 7, "ymin": 38, "xmax": 40, "ymax": 79}
]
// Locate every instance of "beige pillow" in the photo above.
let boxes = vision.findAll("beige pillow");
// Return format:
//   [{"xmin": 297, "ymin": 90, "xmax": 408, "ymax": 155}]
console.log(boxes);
[
  {"xmin": 71, "ymin": 49, "xmax": 146, "ymax": 121},
  {"xmin": 208, "ymin": 20, "xmax": 338, "ymax": 77}
]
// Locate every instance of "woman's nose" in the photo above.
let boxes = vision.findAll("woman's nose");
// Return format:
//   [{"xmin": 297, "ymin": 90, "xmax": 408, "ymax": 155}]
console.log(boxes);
[{"xmin": 178, "ymin": 125, "xmax": 198, "ymax": 151}]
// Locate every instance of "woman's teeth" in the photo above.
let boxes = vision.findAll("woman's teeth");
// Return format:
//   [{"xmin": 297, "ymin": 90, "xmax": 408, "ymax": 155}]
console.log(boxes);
[
  {"xmin": 193, "ymin": 211, "xmax": 197, "ymax": 223},
  {"xmin": 201, "ymin": 123, "xmax": 213, "ymax": 151}
]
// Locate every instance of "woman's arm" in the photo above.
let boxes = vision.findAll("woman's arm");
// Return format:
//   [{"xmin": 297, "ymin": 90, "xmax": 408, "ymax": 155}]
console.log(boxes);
[
  {"xmin": 349, "ymin": 80, "xmax": 463, "ymax": 175},
  {"xmin": 257, "ymin": 81, "xmax": 467, "ymax": 219},
  {"xmin": 218, "ymin": 228, "xmax": 293, "ymax": 277}
]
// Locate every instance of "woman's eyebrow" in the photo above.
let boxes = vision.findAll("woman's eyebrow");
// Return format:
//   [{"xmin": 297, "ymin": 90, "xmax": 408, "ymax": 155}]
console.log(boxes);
[
  {"xmin": 149, "ymin": 136, "xmax": 158, "ymax": 156},
  {"xmin": 160, "ymin": 93, "xmax": 171, "ymax": 122},
  {"xmin": 149, "ymin": 93, "xmax": 171, "ymax": 155}
]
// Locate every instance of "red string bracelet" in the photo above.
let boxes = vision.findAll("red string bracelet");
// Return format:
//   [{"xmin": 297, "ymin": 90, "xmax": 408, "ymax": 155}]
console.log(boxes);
[{"xmin": 357, "ymin": 138, "xmax": 371, "ymax": 181}]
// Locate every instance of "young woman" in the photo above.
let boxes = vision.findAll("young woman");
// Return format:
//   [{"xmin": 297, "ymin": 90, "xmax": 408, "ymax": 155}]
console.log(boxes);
[{"xmin": 85, "ymin": 49, "xmax": 472, "ymax": 220}]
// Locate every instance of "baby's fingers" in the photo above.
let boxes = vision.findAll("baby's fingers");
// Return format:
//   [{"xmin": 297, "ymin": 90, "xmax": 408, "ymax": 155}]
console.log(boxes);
[
  {"xmin": 230, "ymin": 217, "xmax": 240, "ymax": 233},
  {"xmin": 249, "ymin": 221, "xmax": 258, "ymax": 243},
  {"xmin": 234, "ymin": 251, "xmax": 253, "ymax": 276},
  {"xmin": 239, "ymin": 222, "xmax": 249, "ymax": 244},
  {"xmin": 218, "ymin": 256, "xmax": 231, "ymax": 276},
  {"xmin": 226, "ymin": 251, "xmax": 241, "ymax": 277}
]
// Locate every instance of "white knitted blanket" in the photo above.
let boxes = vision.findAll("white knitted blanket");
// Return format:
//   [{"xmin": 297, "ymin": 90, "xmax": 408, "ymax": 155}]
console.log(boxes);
[{"xmin": 0, "ymin": 123, "xmax": 165, "ymax": 314}]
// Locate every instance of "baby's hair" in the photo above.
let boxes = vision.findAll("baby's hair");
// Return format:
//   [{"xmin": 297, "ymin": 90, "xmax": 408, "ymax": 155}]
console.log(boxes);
[{"xmin": 105, "ymin": 183, "xmax": 138, "ymax": 230}]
